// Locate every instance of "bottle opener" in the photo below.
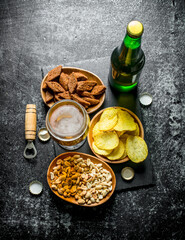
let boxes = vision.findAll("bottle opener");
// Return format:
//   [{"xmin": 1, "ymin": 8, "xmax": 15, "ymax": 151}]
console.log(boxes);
[{"xmin": 23, "ymin": 104, "xmax": 37, "ymax": 159}]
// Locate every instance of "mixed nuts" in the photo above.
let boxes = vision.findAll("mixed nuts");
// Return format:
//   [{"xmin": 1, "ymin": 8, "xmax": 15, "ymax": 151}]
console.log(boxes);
[{"xmin": 50, "ymin": 154, "xmax": 113, "ymax": 205}]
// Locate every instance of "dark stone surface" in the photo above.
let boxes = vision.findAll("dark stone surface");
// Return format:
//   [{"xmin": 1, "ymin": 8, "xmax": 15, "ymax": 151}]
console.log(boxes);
[{"xmin": 0, "ymin": 0, "xmax": 184, "ymax": 239}]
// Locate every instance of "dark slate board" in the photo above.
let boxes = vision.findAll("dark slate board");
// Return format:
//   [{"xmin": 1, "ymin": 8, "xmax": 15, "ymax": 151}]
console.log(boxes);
[{"xmin": 43, "ymin": 57, "xmax": 155, "ymax": 191}]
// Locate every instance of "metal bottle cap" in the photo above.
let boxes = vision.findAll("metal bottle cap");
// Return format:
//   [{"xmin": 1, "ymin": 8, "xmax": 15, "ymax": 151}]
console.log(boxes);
[
  {"xmin": 139, "ymin": 92, "xmax": 153, "ymax": 106},
  {"xmin": 38, "ymin": 127, "xmax": 50, "ymax": 142},
  {"xmin": 127, "ymin": 21, "xmax": 144, "ymax": 38},
  {"xmin": 29, "ymin": 180, "xmax": 43, "ymax": 195},
  {"xmin": 121, "ymin": 167, "xmax": 135, "ymax": 181}
]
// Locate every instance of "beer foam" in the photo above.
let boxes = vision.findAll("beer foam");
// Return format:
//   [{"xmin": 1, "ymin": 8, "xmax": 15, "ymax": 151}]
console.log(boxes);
[{"xmin": 50, "ymin": 105, "xmax": 84, "ymax": 136}]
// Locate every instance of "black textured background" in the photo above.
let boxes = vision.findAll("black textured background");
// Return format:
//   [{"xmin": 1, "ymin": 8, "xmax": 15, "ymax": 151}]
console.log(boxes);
[{"xmin": 0, "ymin": 0, "xmax": 185, "ymax": 240}]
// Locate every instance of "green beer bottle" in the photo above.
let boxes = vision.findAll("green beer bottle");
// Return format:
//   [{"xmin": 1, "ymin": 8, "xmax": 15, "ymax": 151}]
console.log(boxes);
[{"xmin": 108, "ymin": 20, "xmax": 145, "ymax": 92}]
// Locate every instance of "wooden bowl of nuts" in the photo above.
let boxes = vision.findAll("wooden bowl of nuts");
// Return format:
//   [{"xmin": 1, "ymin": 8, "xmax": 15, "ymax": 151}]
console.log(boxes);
[
  {"xmin": 47, "ymin": 152, "xmax": 116, "ymax": 207},
  {"xmin": 87, "ymin": 107, "xmax": 144, "ymax": 164},
  {"xmin": 41, "ymin": 65, "xmax": 106, "ymax": 114}
]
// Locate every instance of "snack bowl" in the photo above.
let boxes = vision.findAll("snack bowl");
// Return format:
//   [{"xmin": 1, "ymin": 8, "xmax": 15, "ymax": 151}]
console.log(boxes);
[
  {"xmin": 47, "ymin": 152, "xmax": 116, "ymax": 207},
  {"xmin": 87, "ymin": 107, "xmax": 144, "ymax": 164},
  {"xmin": 41, "ymin": 67, "xmax": 106, "ymax": 114}
]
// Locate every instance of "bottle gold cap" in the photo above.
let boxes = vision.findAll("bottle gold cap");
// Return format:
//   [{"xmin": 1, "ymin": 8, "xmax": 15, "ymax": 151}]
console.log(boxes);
[
  {"xmin": 127, "ymin": 21, "xmax": 144, "ymax": 38},
  {"xmin": 121, "ymin": 167, "xmax": 135, "ymax": 180},
  {"xmin": 38, "ymin": 127, "xmax": 50, "ymax": 142}
]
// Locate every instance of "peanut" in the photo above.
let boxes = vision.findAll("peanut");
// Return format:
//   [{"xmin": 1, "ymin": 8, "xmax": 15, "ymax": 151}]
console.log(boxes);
[
  {"xmin": 51, "ymin": 184, "xmax": 57, "ymax": 191},
  {"xmin": 53, "ymin": 165, "xmax": 61, "ymax": 171},
  {"xmin": 57, "ymin": 159, "xmax": 63, "ymax": 165},
  {"xmin": 78, "ymin": 198, "xmax": 85, "ymax": 204},
  {"xmin": 50, "ymin": 172, "xmax": 54, "ymax": 180}
]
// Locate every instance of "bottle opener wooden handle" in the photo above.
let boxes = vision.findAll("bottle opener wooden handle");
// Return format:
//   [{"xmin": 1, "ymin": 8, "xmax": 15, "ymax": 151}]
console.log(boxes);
[
  {"xmin": 25, "ymin": 104, "xmax": 37, "ymax": 140},
  {"xmin": 24, "ymin": 104, "xmax": 37, "ymax": 159}
]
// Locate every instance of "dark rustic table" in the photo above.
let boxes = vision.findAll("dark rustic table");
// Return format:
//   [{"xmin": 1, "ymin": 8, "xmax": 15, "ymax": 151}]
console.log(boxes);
[{"xmin": 0, "ymin": 1, "xmax": 184, "ymax": 239}]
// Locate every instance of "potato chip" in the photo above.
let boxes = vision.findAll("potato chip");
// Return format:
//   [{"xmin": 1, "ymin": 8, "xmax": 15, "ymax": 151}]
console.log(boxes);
[
  {"xmin": 92, "ymin": 142, "xmax": 112, "ymax": 156},
  {"xmin": 99, "ymin": 108, "xmax": 118, "ymax": 131},
  {"xmin": 127, "ymin": 122, "xmax": 140, "ymax": 136},
  {"xmin": 120, "ymin": 140, "xmax": 127, "ymax": 159},
  {"xmin": 114, "ymin": 110, "xmax": 136, "ymax": 132},
  {"xmin": 126, "ymin": 136, "xmax": 148, "ymax": 163},
  {"xmin": 119, "ymin": 133, "xmax": 130, "ymax": 144},
  {"xmin": 120, "ymin": 149, "xmax": 127, "ymax": 159},
  {"xmin": 113, "ymin": 109, "xmax": 126, "ymax": 131},
  {"xmin": 117, "ymin": 130, "xmax": 126, "ymax": 137},
  {"xmin": 100, "ymin": 108, "xmax": 117, "ymax": 121},
  {"xmin": 92, "ymin": 122, "xmax": 102, "ymax": 138},
  {"xmin": 94, "ymin": 131, "xmax": 119, "ymax": 150},
  {"xmin": 107, "ymin": 140, "xmax": 125, "ymax": 160}
]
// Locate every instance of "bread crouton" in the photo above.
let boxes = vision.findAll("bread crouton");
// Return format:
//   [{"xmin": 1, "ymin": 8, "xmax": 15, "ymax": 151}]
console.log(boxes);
[
  {"xmin": 83, "ymin": 97, "xmax": 100, "ymax": 106},
  {"xmin": 77, "ymin": 81, "xmax": 97, "ymax": 91},
  {"xmin": 91, "ymin": 85, "xmax": 106, "ymax": 95},
  {"xmin": 45, "ymin": 91, "xmax": 54, "ymax": 103},
  {"xmin": 47, "ymin": 65, "xmax": 62, "ymax": 81},
  {"xmin": 47, "ymin": 81, "xmax": 65, "ymax": 93},
  {"xmin": 71, "ymin": 93, "xmax": 90, "ymax": 108},
  {"xmin": 73, "ymin": 72, "xmax": 88, "ymax": 81},
  {"xmin": 59, "ymin": 72, "xmax": 69, "ymax": 91},
  {"xmin": 68, "ymin": 72, "xmax": 77, "ymax": 94}
]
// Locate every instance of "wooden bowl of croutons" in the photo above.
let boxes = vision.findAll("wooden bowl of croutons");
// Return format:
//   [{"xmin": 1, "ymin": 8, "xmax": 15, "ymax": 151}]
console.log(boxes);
[{"xmin": 41, "ymin": 66, "xmax": 106, "ymax": 114}]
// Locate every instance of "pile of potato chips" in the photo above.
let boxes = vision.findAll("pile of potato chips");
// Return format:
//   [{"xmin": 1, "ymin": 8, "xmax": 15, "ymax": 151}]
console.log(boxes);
[{"xmin": 91, "ymin": 107, "xmax": 148, "ymax": 163}]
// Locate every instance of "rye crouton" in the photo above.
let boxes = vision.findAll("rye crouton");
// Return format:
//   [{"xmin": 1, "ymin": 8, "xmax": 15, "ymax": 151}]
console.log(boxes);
[
  {"xmin": 45, "ymin": 91, "xmax": 54, "ymax": 103},
  {"xmin": 68, "ymin": 72, "xmax": 77, "ymax": 94},
  {"xmin": 83, "ymin": 97, "xmax": 100, "ymax": 106},
  {"xmin": 73, "ymin": 72, "xmax": 88, "ymax": 81},
  {"xmin": 42, "ymin": 81, "xmax": 48, "ymax": 91},
  {"xmin": 47, "ymin": 65, "xmax": 62, "ymax": 81},
  {"xmin": 71, "ymin": 93, "xmax": 90, "ymax": 108},
  {"xmin": 46, "ymin": 81, "xmax": 65, "ymax": 93},
  {"xmin": 59, "ymin": 72, "xmax": 69, "ymax": 91},
  {"xmin": 55, "ymin": 91, "xmax": 71, "ymax": 100},
  {"xmin": 79, "ymin": 91, "xmax": 95, "ymax": 98},
  {"xmin": 77, "ymin": 81, "xmax": 97, "ymax": 91},
  {"xmin": 91, "ymin": 85, "xmax": 106, "ymax": 95}
]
